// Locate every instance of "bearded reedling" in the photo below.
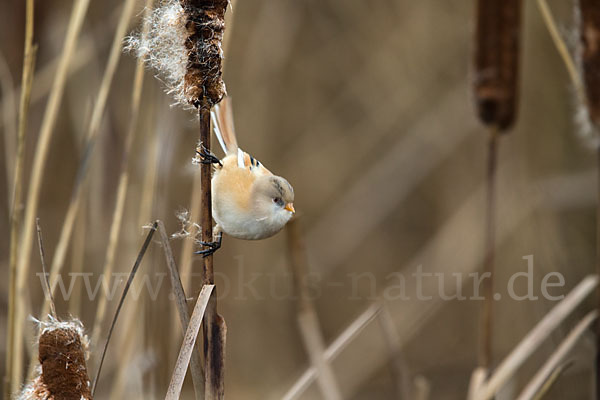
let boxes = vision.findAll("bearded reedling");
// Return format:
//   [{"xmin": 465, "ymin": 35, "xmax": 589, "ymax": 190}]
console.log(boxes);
[{"xmin": 195, "ymin": 98, "xmax": 295, "ymax": 256}]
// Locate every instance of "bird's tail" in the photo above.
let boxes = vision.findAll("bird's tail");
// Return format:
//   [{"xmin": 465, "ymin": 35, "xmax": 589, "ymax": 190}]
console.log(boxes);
[{"xmin": 211, "ymin": 97, "xmax": 238, "ymax": 155}]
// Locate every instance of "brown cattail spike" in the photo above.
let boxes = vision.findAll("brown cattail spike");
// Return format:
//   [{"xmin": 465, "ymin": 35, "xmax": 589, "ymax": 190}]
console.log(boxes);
[
  {"xmin": 39, "ymin": 326, "xmax": 92, "ymax": 400},
  {"xmin": 474, "ymin": 0, "xmax": 523, "ymax": 131},
  {"xmin": 580, "ymin": 0, "xmax": 600, "ymax": 127},
  {"xmin": 180, "ymin": 0, "xmax": 228, "ymax": 108}
]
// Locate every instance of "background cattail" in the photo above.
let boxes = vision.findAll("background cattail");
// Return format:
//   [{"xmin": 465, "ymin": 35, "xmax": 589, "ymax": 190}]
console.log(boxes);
[
  {"xmin": 579, "ymin": 0, "xmax": 600, "ymax": 130},
  {"xmin": 473, "ymin": 0, "xmax": 523, "ymax": 131}
]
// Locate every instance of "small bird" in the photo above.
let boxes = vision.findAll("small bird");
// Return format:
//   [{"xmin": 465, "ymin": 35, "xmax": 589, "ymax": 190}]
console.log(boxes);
[{"xmin": 195, "ymin": 98, "xmax": 295, "ymax": 256}]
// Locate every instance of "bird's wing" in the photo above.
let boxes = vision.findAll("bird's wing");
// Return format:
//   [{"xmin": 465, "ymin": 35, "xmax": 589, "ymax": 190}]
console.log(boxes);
[
  {"xmin": 237, "ymin": 148, "xmax": 272, "ymax": 176},
  {"xmin": 211, "ymin": 97, "xmax": 238, "ymax": 155}
]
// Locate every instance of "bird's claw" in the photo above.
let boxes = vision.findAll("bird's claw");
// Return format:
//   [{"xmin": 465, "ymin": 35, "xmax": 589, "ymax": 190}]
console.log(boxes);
[
  {"xmin": 194, "ymin": 232, "xmax": 223, "ymax": 258},
  {"xmin": 196, "ymin": 143, "xmax": 222, "ymax": 166}
]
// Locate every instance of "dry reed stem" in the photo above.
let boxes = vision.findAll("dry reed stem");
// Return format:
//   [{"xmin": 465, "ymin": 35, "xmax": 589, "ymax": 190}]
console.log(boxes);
[
  {"xmin": 166, "ymin": 284, "xmax": 215, "ymax": 400},
  {"xmin": 29, "ymin": 0, "xmax": 137, "ymax": 376},
  {"xmin": 157, "ymin": 220, "xmax": 205, "ymax": 398},
  {"xmin": 473, "ymin": 275, "xmax": 599, "ymax": 400},
  {"xmin": 5, "ymin": 0, "xmax": 36, "ymax": 396},
  {"xmin": 13, "ymin": 0, "xmax": 91, "ymax": 389},
  {"xmin": 536, "ymin": 0, "xmax": 586, "ymax": 106},
  {"xmin": 286, "ymin": 218, "xmax": 343, "ymax": 400},
  {"xmin": 282, "ymin": 304, "xmax": 382, "ymax": 400},
  {"xmin": 0, "ymin": 51, "xmax": 17, "ymax": 196},
  {"xmin": 516, "ymin": 311, "xmax": 598, "ymax": 400},
  {"xmin": 89, "ymin": 0, "xmax": 149, "ymax": 355},
  {"xmin": 92, "ymin": 221, "xmax": 158, "ymax": 396},
  {"xmin": 473, "ymin": 0, "xmax": 522, "ymax": 131}
]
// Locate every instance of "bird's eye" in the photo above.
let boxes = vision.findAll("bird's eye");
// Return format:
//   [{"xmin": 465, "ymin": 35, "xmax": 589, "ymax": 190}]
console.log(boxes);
[{"xmin": 273, "ymin": 197, "xmax": 283, "ymax": 206}]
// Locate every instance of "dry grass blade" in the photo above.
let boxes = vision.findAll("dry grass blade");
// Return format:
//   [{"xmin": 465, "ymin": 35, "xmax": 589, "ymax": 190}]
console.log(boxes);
[
  {"xmin": 530, "ymin": 362, "xmax": 572, "ymax": 400},
  {"xmin": 166, "ymin": 284, "xmax": 215, "ymax": 400},
  {"xmin": 286, "ymin": 218, "xmax": 342, "ymax": 400},
  {"xmin": 5, "ymin": 0, "xmax": 36, "ymax": 395},
  {"xmin": 516, "ymin": 311, "xmax": 598, "ymax": 400},
  {"xmin": 282, "ymin": 303, "xmax": 382, "ymax": 400},
  {"xmin": 473, "ymin": 275, "xmax": 599, "ymax": 400},
  {"xmin": 157, "ymin": 220, "xmax": 205, "ymax": 398},
  {"xmin": 473, "ymin": 0, "xmax": 522, "ymax": 131},
  {"xmin": 91, "ymin": 221, "xmax": 158, "ymax": 396}
]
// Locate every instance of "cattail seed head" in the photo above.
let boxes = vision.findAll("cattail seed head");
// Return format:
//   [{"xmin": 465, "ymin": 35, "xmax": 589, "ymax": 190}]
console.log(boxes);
[
  {"xmin": 19, "ymin": 318, "xmax": 92, "ymax": 400},
  {"xmin": 126, "ymin": 0, "xmax": 228, "ymax": 109},
  {"xmin": 473, "ymin": 0, "xmax": 523, "ymax": 132}
]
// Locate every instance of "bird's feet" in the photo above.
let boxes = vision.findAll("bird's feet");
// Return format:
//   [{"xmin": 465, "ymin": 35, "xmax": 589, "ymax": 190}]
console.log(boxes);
[
  {"xmin": 194, "ymin": 232, "xmax": 223, "ymax": 258},
  {"xmin": 196, "ymin": 143, "xmax": 222, "ymax": 167}
]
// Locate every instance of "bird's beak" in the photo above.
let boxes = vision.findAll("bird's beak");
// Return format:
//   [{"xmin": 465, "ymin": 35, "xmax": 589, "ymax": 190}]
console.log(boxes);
[{"xmin": 285, "ymin": 203, "xmax": 295, "ymax": 213}]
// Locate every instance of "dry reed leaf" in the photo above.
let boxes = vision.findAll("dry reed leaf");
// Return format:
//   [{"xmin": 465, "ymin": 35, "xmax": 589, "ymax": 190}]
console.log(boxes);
[
  {"xmin": 166, "ymin": 284, "xmax": 215, "ymax": 400},
  {"xmin": 473, "ymin": 275, "xmax": 598, "ymax": 400},
  {"xmin": 516, "ymin": 311, "xmax": 598, "ymax": 400}
]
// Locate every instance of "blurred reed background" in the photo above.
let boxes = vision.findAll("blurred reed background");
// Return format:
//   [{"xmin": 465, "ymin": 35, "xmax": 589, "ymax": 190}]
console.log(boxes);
[{"xmin": 0, "ymin": 0, "xmax": 598, "ymax": 399}]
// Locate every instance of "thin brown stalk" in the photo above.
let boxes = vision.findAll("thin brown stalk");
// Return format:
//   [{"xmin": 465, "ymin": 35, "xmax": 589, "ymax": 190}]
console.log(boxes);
[
  {"xmin": 166, "ymin": 284, "xmax": 215, "ymax": 400},
  {"xmin": 6, "ymin": 0, "xmax": 36, "ymax": 396},
  {"xmin": 92, "ymin": 221, "xmax": 158, "ymax": 396},
  {"xmin": 479, "ymin": 127, "xmax": 498, "ymax": 370},
  {"xmin": 35, "ymin": 219, "xmax": 56, "ymax": 318},
  {"xmin": 473, "ymin": 275, "xmax": 598, "ymax": 400},
  {"xmin": 157, "ymin": 220, "xmax": 205, "ymax": 398},
  {"xmin": 286, "ymin": 218, "xmax": 343, "ymax": 400},
  {"xmin": 13, "ymin": 0, "xmax": 90, "ymax": 390},
  {"xmin": 516, "ymin": 311, "xmax": 598, "ymax": 400}
]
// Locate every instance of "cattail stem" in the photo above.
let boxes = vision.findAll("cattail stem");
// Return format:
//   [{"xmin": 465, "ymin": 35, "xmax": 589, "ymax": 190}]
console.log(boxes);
[
  {"xmin": 473, "ymin": 0, "xmax": 522, "ymax": 372},
  {"xmin": 199, "ymin": 103, "xmax": 226, "ymax": 399}
]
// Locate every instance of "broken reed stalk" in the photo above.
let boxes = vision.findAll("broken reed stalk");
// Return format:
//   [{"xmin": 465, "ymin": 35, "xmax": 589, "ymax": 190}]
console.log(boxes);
[
  {"xmin": 35, "ymin": 219, "xmax": 56, "ymax": 319},
  {"xmin": 13, "ymin": 0, "xmax": 91, "ymax": 390},
  {"xmin": 286, "ymin": 218, "xmax": 343, "ymax": 400},
  {"xmin": 166, "ymin": 284, "xmax": 215, "ymax": 400},
  {"xmin": 473, "ymin": 0, "xmax": 522, "ymax": 371},
  {"xmin": 157, "ymin": 220, "xmax": 205, "ymax": 398},
  {"xmin": 5, "ymin": 0, "xmax": 36, "ymax": 396}
]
